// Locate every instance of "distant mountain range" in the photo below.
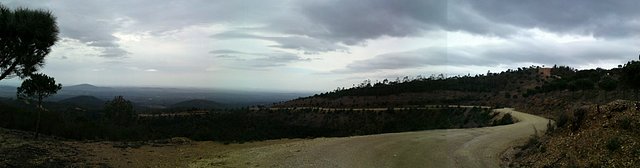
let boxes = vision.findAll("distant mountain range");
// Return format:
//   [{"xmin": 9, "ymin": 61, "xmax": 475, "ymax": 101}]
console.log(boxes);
[
  {"xmin": 57, "ymin": 96, "xmax": 224, "ymax": 111},
  {"xmin": 63, "ymin": 84, "xmax": 109, "ymax": 90},
  {"xmin": 0, "ymin": 83, "xmax": 312, "ymax": 109}
]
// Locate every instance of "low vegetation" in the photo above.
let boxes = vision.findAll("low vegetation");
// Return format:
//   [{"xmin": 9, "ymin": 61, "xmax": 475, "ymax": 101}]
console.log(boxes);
[{"xmin": 0, "ymin": 101, "xmax": 507, "ymax": 142}]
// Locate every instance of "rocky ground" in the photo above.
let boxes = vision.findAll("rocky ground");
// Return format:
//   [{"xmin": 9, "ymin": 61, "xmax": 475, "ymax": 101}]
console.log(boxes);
[{"xmin": 509, "ymin": 100, "xmax": 640, "ymax": 167}]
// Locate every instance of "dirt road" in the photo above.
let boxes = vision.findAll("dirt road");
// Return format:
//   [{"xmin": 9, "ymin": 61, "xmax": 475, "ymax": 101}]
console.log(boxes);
[{"xmin": 191, "ymin": 108, "xmax": 550, "ymax": 168}]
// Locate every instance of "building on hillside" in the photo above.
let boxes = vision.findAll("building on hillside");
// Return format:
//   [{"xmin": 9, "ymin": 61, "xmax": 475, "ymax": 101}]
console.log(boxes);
[{"xmin": 538, "ymin": 67, "xmax": 552, "ymax": 78}]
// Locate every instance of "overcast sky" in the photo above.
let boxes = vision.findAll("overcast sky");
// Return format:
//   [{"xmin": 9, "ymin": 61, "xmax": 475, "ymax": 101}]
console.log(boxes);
[{"xmin": 1, "ymin": 0, "xmax": 639, "ymax": 92}]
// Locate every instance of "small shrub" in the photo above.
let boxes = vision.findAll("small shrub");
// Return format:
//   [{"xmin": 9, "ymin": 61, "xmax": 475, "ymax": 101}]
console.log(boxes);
[
  {"xmin": 611, "ymin": 104, "xmax": 628, "ymax": 112},
  {"xmin": 521, "ymin": 134, "xmax": 540, "ymax": 150},
  {"xmin": 619, "ymin": 117, "xmax": 632, "ymax": 130},
  {"xmin": 632, "ymin": 146, "xmax": 640, "ymax": 157},
  {"xmin": 571, "ymin": 108, "xmax": 588, "ymax": 132},
  {"xmin": 556, "ymin": 112, "xmax": 569, "ymax": 128},
  {"xmin": 518, "ymin": 126, "xmax": 541, "ymax": 152},
  {"xmin": 545, "ymin": 119, "xmax": 556, "ymax": 134},
  {"xmin": 497, "ymin": 113, "xmax": 514, "ymax": 125},
  {"xmin": 606, "ymin": 136, "xmax": 622, "ymax": 152}
]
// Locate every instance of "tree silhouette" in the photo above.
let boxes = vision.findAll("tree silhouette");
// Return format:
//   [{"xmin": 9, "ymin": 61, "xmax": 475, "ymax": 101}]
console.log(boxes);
[
  {"xmin": 0, "ymin": 4, "xmax": 58, "ymax": 81},
  {"xmin": 104, "ymin": 96, "xmax": 135, "ymax": 125},
  {"xmin": 16, "ymin": 73, "xmax": 62, "ymax": 138},
  {"xmin": 621, "ymin": 61, "xmax": 640, "ymax": 100}
]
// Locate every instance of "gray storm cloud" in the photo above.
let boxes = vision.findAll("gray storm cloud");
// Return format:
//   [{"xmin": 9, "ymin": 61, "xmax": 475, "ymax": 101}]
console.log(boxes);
[
  {"xmin": 341, "ymin": 39, "xmax": 637, "ymax": 73},
  {"xmin": 210, "ymin": 49, "xmax": 311, "ymax": 69},
  {"xmin": 2, "ymin": 0, "xmax": 640, "ymax": 90},
  {"xmin": 7, "ymin": 0, "xmax": 639, "ymax": 59},
  {"xmin": 464, "ymin": 0, "xmax": 640, "ymax": 38}
]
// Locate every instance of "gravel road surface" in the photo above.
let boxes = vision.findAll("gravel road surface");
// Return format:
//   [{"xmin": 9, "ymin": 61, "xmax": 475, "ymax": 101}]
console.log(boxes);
[{"xmin": 192, "ymin": 108, "xmax": 549, "ymax": 168}]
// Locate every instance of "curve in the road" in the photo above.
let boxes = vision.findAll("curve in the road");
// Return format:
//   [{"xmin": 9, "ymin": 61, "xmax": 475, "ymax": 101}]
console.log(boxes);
[{"xmin": 192, "ymin": 108, "xmax": 550, "ymax": 168}]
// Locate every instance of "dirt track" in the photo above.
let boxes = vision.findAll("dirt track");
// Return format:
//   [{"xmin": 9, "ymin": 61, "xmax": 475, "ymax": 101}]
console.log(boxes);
[{"xmin": 191, "ymin": 108, "xmax": 550, "ymax": 168}]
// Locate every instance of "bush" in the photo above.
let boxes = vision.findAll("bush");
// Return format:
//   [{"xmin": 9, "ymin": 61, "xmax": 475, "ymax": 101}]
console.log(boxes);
[
  {"xmin": 611, "ymin": 105, "xmax": 627, "ymax": 113},
  {"xmin": 556, "ymin": 112, "xmax": 569, "ymax": 128},
  {"xmin": 104, "ymin": 96, "xmax": 135, "ymax": 125},
  {"xmin": 571, "ymin": 107, "xmax": 588, "ymax": 132},
  {"xmin": 606, "ymin": 136, "xmax": 622, "ymax": 152},
  {"xmin": 598, "ymin": 77, "xmax": 618, "ymax": 92},
  {"xmin": 619, "ymin": 117, "xmax": 632, "ymax": 130},
  {"xmin": 525, "ymin": 135, "xmax": 539, "ymax": 149},
  {"xmin": 574, "ymin": 79, "xmax": 595, "ymax": 90},
  {"xmin": 520, "ymin": 127, "xmax": 541, "ymax": 152},
  {"xmin": 545, "ymin": 119, "xmax": 556, "ymax": 134},
  {"xmin": 495, "ymin": 113, "xmax": 514, "ymax": 125}
]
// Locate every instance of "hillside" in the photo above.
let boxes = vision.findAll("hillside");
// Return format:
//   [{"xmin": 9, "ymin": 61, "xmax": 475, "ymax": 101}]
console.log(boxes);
[
  {"xmin": 59, "ymin": 95, "xmax": 105, "ymax": 110},
  {"xmin": 509, "ymin": 100, "xmax": 640, "ymax": 167},
  {"xmin": 275, "ymin": 65, "xmax": 597, "ymax": 108},
  {"xmin": 269, "ymin": 61, "xmax": 640, "ymax": 167}
]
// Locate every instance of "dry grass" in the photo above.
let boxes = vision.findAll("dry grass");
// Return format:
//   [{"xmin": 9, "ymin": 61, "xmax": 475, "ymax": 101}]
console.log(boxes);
[
  {"xmin": 71, "ymin": 138, "xmax": 302, "ymax": 167},
  {"xmin": 511, "ymin": 100, "xmax": 640, "ymax": 167}
]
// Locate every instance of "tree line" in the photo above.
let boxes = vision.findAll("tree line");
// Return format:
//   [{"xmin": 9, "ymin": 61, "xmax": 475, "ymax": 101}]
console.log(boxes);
[
  {"xmin": 308, "ymin": 62, "xmax": 640, "ymax": 101},
  {"xmin": 0, "ymin": 101, "xmax": 507, "ymax": 142}
]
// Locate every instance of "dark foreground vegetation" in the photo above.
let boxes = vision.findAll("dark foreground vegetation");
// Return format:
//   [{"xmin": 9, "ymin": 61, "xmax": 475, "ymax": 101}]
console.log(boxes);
[{"xmin": 0, "ymin": 101, "xmax": 508, "ymax": 142}]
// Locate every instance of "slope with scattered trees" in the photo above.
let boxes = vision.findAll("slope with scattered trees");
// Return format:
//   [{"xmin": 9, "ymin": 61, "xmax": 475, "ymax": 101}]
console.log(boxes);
[{"xmin": 275, "ymin": 61, "xmax": 640, "ymax": 112}]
